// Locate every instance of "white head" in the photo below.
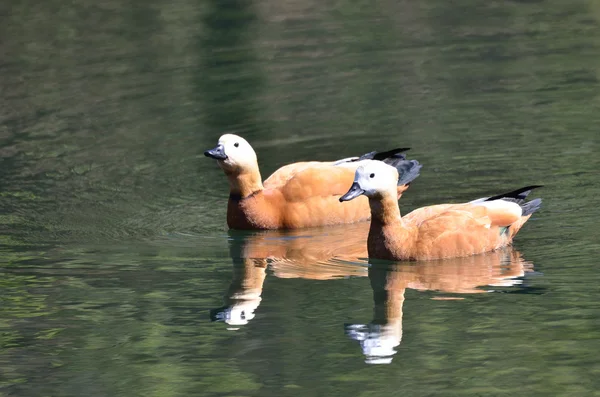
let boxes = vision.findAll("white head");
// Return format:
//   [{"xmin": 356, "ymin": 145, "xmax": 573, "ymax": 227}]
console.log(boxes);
[
  {"xmin": 339, "ymin": 160, "xmax": 399, "ymax": 201},
  {"xmin": 204, "ymin": 134, "xmax": 258, "ymax": 174}
]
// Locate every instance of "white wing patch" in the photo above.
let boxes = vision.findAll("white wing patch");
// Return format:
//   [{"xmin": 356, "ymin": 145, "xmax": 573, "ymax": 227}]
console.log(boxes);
[
  {"xmin": 474, "ymin": 199, "xmax": 523, "ymax": 219},
  {"xmin": 468, "ymin": 197, "xmax": 489, "ymax": 204},
  {"xmin": 333, "ymin": 156, "xmax": 359, "ymax": 166},
  {"xmin": 335, "ymin": 158, "xmax": 371, "ymax": 168}
]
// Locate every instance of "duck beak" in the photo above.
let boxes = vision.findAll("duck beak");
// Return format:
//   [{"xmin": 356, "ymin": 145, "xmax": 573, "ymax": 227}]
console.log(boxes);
[
  {"xmin": 339, "ymin": 182, "xmax": 365, "ymax": 202},
  {"xmin": 204, "ymin": 144, "xmax": 227, "ymax": 160}
]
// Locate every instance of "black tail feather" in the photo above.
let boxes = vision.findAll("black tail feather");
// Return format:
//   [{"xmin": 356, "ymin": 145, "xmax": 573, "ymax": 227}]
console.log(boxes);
[
  {"xmin": 485, "ymin": 185, "xmax": 543, "ymax": 203},
  {"xmin": 358, "ymin": 147, "xmax": 410, "ymax": 162}
]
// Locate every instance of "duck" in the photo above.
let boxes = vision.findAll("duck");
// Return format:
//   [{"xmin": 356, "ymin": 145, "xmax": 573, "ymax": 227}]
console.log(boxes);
[
  {"xmin": 339, "ymin": 160, "xmax": 542, "ymax": 261},
  {"xmin": 204, "ymin": 134, "xmax": 421, "ymax": 229}
]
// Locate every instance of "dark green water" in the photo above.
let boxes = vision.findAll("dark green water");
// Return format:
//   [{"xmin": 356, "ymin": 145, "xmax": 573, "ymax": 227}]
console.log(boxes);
[{"xmin": 1, "ymin": 0, "xmax": 600, "ymax": 395}]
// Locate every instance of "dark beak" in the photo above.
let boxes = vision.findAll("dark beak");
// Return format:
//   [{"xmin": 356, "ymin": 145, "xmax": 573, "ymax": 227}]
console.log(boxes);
[
  {"xmin": 204, "ymin": 144, "xmax": 227, "ymax": 160},
  {"xmin": 339, "ymin": 182, "xmax": 365, "ymax": 202}
]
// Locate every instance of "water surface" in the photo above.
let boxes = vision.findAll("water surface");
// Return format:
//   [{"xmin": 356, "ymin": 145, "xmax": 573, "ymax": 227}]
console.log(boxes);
[{"xmin": 1, "ymin": 0, "xmax": 600, "ymax": 396}]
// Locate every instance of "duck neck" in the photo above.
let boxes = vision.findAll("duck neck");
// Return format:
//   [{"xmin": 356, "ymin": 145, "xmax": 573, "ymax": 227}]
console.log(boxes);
[
  {"xmin": 366, "ymin": 192, "xmax": 410, "ymax": 260},
  {"xmin": 369, "ymin": 193, "xmax": 403, "ymax": 227},
  {"xmin": 226, "ymin": 167, "xmax": 264, "ymax": 199}
]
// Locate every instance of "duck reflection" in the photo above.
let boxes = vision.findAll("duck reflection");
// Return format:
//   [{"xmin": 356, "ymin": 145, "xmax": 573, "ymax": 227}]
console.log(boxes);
[
  {"xmin": 209, "ymin": 222, "xmax": 371, "ymax": 329},
  {"xmin": 345, "ymin": 248, "xmax": 534, "ymax": 364},
  {"xmin": 209, "ymin": 259, "xmax": 267, "ymax": 330}
]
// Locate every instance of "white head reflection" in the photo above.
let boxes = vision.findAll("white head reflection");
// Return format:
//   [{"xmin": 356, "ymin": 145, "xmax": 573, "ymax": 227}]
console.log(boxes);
[
  {"xmin": 345, "ymin": 323, "xmax": 401, "ymax": 365},
  {"xmin": 210, "ymin": 295, "xmax": 262, "ymax": 330}
]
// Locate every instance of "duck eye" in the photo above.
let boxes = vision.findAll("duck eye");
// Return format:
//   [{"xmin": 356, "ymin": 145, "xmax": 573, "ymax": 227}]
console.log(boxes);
[
  {"xmin": 234, "ymin": 142, "xmax": 239, "ymax": 148},
  {"xmin": 369, "ymin": 173, "xmax": 375, "ymax": 178}
]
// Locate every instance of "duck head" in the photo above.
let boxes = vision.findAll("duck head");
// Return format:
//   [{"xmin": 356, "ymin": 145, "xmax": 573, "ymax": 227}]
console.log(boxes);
[
  {"xmin": 339, "ymin": 160, "xmax": 399, "ymax": 201},
  {"xmin": 204, "ymin": 134, "xmax": 259, "ymax": 175}
]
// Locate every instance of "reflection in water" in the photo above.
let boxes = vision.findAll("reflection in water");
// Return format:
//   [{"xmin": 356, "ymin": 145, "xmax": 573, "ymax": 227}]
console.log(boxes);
[
  {"xmin": 210, "ymin": 223, "xmax": 370, "ymax": 328},
  {"xmin": 0, "ymin": 0, "xmax": 598, "ymax": 393},
  {"xmin": 239, "ymin": 222, "xmax": 370, "ymax": 280},
  {"xmin": 345, "ymin": 248, "xmax": 534, "ymax": 364},
  {"xmin": 209, "ymin": 223, "xmax": 535, "ymax": 368},
  {"xmin": 209, "ymin": 260, "xmax": 267, "ymax": 330}
]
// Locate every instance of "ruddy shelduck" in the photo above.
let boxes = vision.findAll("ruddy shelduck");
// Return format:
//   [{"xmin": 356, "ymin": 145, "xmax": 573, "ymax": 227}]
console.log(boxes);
[
  {"xmin": 339, "ymin": 160, "xmax": 542, "ymax": 261},
  {"xmin": 205, "ymin": 134, "xmax": 421, "ymax": 229}
]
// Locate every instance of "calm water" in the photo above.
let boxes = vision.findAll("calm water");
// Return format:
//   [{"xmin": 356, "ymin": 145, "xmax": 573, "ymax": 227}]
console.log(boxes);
[{"xmin": 1, "ymin": 0, "xmax": 600, "ymax": 396}]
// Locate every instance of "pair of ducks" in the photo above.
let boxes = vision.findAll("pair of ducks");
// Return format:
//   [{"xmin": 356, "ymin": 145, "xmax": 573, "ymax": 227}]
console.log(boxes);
[{"xmin": 205, "ymin": 134, "xmax": 542, "ymax": 261}]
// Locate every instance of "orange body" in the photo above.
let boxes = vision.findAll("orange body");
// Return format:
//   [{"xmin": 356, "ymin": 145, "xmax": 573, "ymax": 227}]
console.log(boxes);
[
  {"xmin": 227, "ymin": 165, "xmax": 409, "ymax": 229},
  {"xmin": 367, "ymin": 196, "xmax": 533, "ymax": 261}
]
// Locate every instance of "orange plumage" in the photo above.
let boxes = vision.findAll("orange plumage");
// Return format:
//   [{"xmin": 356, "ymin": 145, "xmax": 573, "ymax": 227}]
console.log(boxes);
[
  {"xmin": 339, "ymin": 160, "xmax": 542, "ymax": 261},
  {"xmin": 205, "ymin": 134, "xmax": 419, "ymax": 230}
]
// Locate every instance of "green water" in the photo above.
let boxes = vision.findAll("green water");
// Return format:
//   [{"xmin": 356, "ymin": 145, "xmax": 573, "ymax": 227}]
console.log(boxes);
[{"xmin": 1, "ymin": 0, "xmax": 600, "ymax": 395}]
